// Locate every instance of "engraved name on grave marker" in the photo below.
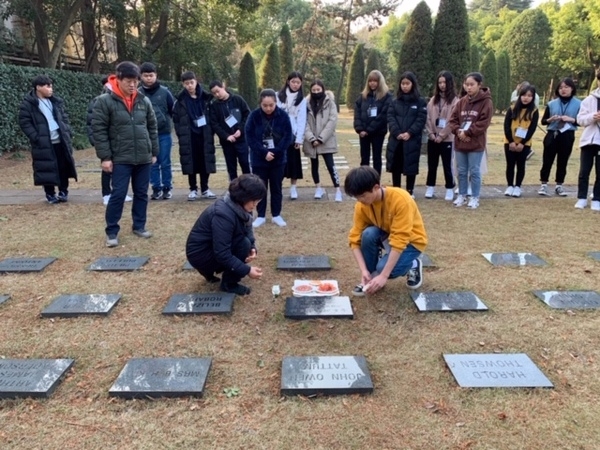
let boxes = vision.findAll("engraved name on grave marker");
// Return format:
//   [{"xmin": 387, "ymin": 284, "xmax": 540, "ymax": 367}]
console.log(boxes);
[
  {"xmin": 533, "ymin": 290, "xmax": 600, "ymax": 309},
  {"xmin": 41, "ymin": 294, "xmax": 122, "ymax": 318},
  {"xmin": 444, "ymin": 353, "xmax": 553, "ymax": 388},
  {"xmin": 0, "ymin": 358, "xmax": 74, "ymax": 399},
  {"xmin": 281, "ymin": 356, "xmax": 374, "ymax": 396},
  {"xmin": 410, "ymin": 291, "xmax": 488, "ymax": 312},
  {"xmin": 277, "ymin": 255, "xmax": 331, "ymax": 271},
  {"xmin": 482, "ymin": 252, "xmax": 547, "ymax": 266},
  {"xmin": 284, "ymin": 296, "xmax": 354, "ymax": 319},
  {"xmin": 163, "ymin": 293, "xmax": 235, "ymax": 315},
  {"xmin": 109, "ymin": 357, "xmax": 212, "ymax": 399},
  {"xmin": 87, "ymin": 257, "xmax": 149, "ymax": 271},
  {"xmin": 0, "ymin": 257, "xmax": 56, "ymax": 273}
]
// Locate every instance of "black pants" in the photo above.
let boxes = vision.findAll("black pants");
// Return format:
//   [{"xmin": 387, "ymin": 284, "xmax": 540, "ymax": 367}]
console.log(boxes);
[
  {"xmin": 426, "ymin": 140, "xmax": 454, "ymax": 188},
  {"xmin": 101, "ymin": 171, "xmax": 112, "ymax": 196},
  {"xmin": 221, "ymin": 140, "xmax": 250, "ymax": 181},
  {"xmin": 310, "ymin": 153, "xmax": 339, "ymax": 187},
  {"xmin": 188, "ymin": 237, "xmax": 251, "ymax": 284},
  {"xmin": 539, "ymin": 130, "xmax": 575, "ymax": 183},
  {"xmin": 359, "ymin": 134, "xmax": 386, "ymax": 175},
  {"xmin": 43, "ymin": 142, "xmax": 70, "ymax": 195},
  {"xmin": 189, "ymin": 132, "xmax": 210, "ymax": 192},
  {"xmin": 390, "ymin": 143, "xmax": 416, "ymax": 193},
  {"xmin": 577, "ymin": 144, "xmax": 600, "ymax": 200},
  {"xmin": 253, "ymin": 164, "xmax": 285, "ymax": 218},
  {"xmin": 504, "ymin": 144, "xmax": 529, "ymax": 187}
]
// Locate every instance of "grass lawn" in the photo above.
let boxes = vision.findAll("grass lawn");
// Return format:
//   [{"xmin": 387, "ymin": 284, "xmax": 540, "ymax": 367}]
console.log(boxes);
[{"xmin": 0, "ymin": 110, "xmax": 598, "ymax": 450}]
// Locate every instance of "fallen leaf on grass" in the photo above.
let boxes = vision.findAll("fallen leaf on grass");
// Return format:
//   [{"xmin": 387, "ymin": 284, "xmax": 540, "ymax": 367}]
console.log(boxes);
[
  {"xmin": 456, "ymin": 422, "xmax": 466, "ymax": 427},
  {"xmin": 479, "ymin": 342, "xmax": 485, "ymax": 346},
  {"xmin": 497, "ymin": 412, "xmax": 507, "ymax": 420}
]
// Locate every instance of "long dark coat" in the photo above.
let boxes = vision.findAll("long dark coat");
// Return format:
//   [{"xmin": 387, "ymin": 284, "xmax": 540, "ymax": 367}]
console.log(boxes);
[{"xmin": 386, "ymin": 95, "xmax": 427, "ymax": 175}]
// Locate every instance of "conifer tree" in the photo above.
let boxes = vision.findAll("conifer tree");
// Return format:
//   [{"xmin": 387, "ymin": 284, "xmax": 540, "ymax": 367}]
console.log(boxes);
[
  {"xmin": 480, "ymin": 50, "xmax": 498, "ymax": 109},
  {"xmin": 239, "ymin": 52, "xmax": 258, "ymax": 109},
  {"xmin": 345, "ymin": 43, "xmax": 365, "ymax": 110},
  {"xmin": 470, "ymin": 45, "xmax": 480, "ymax": 73},
  {"xmin": 366, "ymin": 49, "xmax": 382, "ymax": 74},
  {"xmin": 432, "ymin": 0, "xmax": 470, "ymax": 82},
  {"xmin": 259, "ymin": 43, "xmax": 281, "ymax": 91},
  {"xmin": 398, "ymin": 1, "xmax": 433, "ymax": 92},
  {"xmin": 496, "ymin": 51, "xmax": 510, "ymax": 111},
  {"xmin": 279, "ymin": 24, "xmax": 294, "ymax": 81}
]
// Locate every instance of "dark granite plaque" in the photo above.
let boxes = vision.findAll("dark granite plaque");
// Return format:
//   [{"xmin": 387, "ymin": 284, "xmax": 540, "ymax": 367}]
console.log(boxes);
[
  {"xmin": 277, "ymin": 255, "xmax": 331, "ymax": 271},
  {"xmin": 0, "ymin": 257, "xmax": 56, "ymax": 273},
  {"xmin": 482, "ymin": 252, "xmax": 547, "ymax": 266},
  {"xmin": 588, "ymin": 252, "xmax": 600, "ymax": 262},
  {"xmin": 284, "ymin": 296, "xmax": 354, "ymax": 319},
  {"xmin": 0, "ymin": 294, "xmax": 10, "ymax": 306},
  {"xmin": 0, "ymin": 358, "xmax": 74, "ymax": 399},
  {"xmin": 444, "ymin": 353, "xmax": 553, "ymax": 388},
  {"xmin": 109, "ymin": 357, "xmax": 212, "ymax": 399},
  {"xmin": 533, "ymin": 290, "xmax": 600, "ymax": 309},
  {"xmin": 281, "ymin": 356, "xmax": 373, "ymax": 396},
  {"xmin": 419, "ymin": 253, "xmax": 435, "ymax": 268},
  {"xmin": 87, "ymin": 257, "xmax": 149, "ymax": 271},
  {"xmin": 41, "ymin": 294, "xmax": 122, "ymax": 318},
  {"xmin": 183, "ymin": 261, "xmax": 194, "ymax": 270},
  {"xmin": 410, "ymin": 291, "xmax": 488, "ymax": 312},
  {"xmin": 162, "ymin": 293, "xmax": 234, "ymax": 315}
]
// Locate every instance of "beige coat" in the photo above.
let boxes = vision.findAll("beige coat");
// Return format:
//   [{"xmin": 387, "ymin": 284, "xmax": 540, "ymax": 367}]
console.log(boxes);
[{"xmin": 303, "ymin": 91, "xmax": 338, "ymax": 158}]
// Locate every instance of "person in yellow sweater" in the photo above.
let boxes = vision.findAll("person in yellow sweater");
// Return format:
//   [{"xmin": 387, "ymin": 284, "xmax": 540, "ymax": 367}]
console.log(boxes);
[{"xmin": 345, "ymin": 166, "xmax": 428, "ymax": 295}]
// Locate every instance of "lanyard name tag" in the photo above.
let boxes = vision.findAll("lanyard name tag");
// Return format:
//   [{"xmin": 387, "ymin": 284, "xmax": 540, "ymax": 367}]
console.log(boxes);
[
  {"xmin": 225, "ymin": 114, "xmax": 238, "ymax": 127},
  {"xmin": 559, "ymin": 122, "xmax": 570, "ymax": 133},
  {"xmin": 436, "ymin": 118, "xmax": 447, "ymax": 128},
  {"xmin": 194, "ymin": 116, "xmax": 206, "ymax": 127},
  {"xmin": 368, "ymin": 106, "xmax": 377, "ymax": 117},
  {"xmin": 515, "ymin": 127, "xmax": 528, "ymax": 139},
  {"xmin": 263, "ymin": 138, "xmax": 275, "ymax": 149},
  {"xmin": 461, "ymin": 121, "xmax": 472, "ymax": 131}
]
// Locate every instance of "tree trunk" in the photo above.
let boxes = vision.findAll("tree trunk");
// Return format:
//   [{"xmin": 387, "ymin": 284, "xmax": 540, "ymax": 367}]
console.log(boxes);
[
  {"xmin": 335, "ymin": 0, "xmax": 353, "ymax": 109},
  {"xmin": 43, "ymin": 0, "xmax": 87, "ymax": 68},
  {"xmin": 31, "ymin": 0, "xmax": 50, "ymax": 67},
  {"xmin": 81, "ymin": 0, "xmax": 100, "ymax": 73}
]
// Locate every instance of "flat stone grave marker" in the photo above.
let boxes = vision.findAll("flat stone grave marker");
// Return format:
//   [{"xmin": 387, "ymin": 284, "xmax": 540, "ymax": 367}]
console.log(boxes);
[
  {"xmin": 0, "ymin": 358, "xmax": 75, "ymax": 399},
  {"xmin": 482, "ymin": 252, "xmax": 547, "ymax": 266},
  {"xmin": 444, "ymin": 353, "xmax": 553, "ymax": 388},
  {"xmin": 277, "ymin": 255, "xmax": 331, "ymax": 271},
  {"xmin": 281, "ymin": 355, "xmax": 373, "ymax": 396},
  {"xmin": 588, "ymin": 252, "xmax": 600, "ymax": 261},
  {"xmin": 183, "ymin": 261, "xmax": 194, "ymax": 270},
  {"xmin": 0, "ymin": 294, "xmax": 10, "ymax": 306},
  {"xmin": 419, "ymin": 253, "xmax": 435, "ymax": 268},
  {"xmin": 532, "ymin": 290, "xmax": 600, "ymax": 310},
  {"xmin": 163, "ymin": 293, "xmax": 235, "ymax": 315},
  {"xmin": 109, "ymin": 357, "xmax": 212, "ymax": 399},
  {"xmin": 87, "ymin": 256, "xmax": 149, "ymax": 271},
  {"xmin": 410, "ymin": 291, "xmax": 488, "ymax": 312},
  {"xmin": 0, "ymin": 257, "xmax": 56, "ymax": 273},
  {"xmin": 284, "ymin": 296, "xmax": 354, "ymax": 319},
  {"xmin": 41, "ymin": 294, "xmax": 122, "ymax": 318}
]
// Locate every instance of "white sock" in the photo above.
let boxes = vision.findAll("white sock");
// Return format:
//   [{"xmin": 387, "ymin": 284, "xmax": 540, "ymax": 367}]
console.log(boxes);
[{"xmin": 412, "ymin": 259, "xmax": 418, "ymax": 269}]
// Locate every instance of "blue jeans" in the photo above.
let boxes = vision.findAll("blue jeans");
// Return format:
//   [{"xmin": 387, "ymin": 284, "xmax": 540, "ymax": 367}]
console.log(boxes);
[
  {"xmin": 105, "ymin": 163, "xmax": 151, "ymax": 236},
  {"xmin": 361, "ymin": 226, "xmax": 421, "ymax": 278},
  {"xmin": 456, "ymin": 150, "xmax": 483, "ymax": 198},
  {"xmin": 150, "ymin": 133, "xmax": 173, "ymax": 191}
]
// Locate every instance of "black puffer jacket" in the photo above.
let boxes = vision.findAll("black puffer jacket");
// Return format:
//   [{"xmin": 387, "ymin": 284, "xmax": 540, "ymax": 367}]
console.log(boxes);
[
  {"xmin": 173, "ymin": 86, "xmax": 216, "ymax": 175},
  {"xmin": 354, "ymin": 91, "xmax": 392, "ymax": 136},
  {"xmin": 386, "ymin": 95, "xmax": 427, "ymax": 175},
  {"xmin": 18, "ymin": 90, "xmax": 78, "ymax": 186}
]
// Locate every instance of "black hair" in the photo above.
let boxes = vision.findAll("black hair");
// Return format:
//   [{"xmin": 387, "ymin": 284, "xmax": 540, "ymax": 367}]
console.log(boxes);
[
  {"xmin": 277, "ymin": 71, "xmax": 304, "ymax": 106},
  {"xmin": 433, "ymin": 70, "xmax": 456, "ymax": 105},
  {"xmin": 554, "ymin": 77, "xmax": 576, "ymax": 99},
  {"xmin": 209, "ymin": 80, "xmax": 224, "ymax": 90},
  {"xmin": 465, "ymin": 72, "xmax": 484, "ymax": 84},
  {"xmin": 140, "ymin": 62, "xmax": 157, "ymax": 74},
  {"xmin": 597, "ymin": 69, "xmax": 600, "ymax": 81},
  {"xmin": 344, "ymin": 166, "xmax": 380, "ymax": 197},
  {"xmin": 181, "ymin": 71, "xmax": 197, "ymax": 82},
  {"xmin": 512, "ymin": 84, "xmax": 537, "ymax": 121},
  {"xmin": 397, "ymin": 71, "xmax": 420, "ymax": 101},
  {"xmin": 31, "ymin": 75, "xmax": 53, "ymax": 89},
  {"xmin": 116, "ymin": 61, "xmax": 140, "ymax": 80},
  {"xmin": 101, "ymin": 75, "xmax": 110, "ymax": 85},
  {"xmin": 259, "ymin": 89, "xmax": 277, "ymax": 102},
  {"xmin": 229, "ymin": 174, "xmax": 267, "ymax": 205}
]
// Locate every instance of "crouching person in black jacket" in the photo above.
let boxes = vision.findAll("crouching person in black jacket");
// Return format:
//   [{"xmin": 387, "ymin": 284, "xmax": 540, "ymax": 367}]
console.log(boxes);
[{"xmin": 186, "ymin": 174, "xmax": 266, "ymax": 296}]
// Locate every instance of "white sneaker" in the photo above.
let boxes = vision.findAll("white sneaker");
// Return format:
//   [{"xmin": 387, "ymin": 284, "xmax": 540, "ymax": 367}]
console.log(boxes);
[
  {"xmin": 467, "ymin": 197, "xmax": 480, "ymax": 209},
  {"xmin": 201, "ymin": 189, "xmax": 217, "ymax": 199},
  {"xmin": 314, "ymin": 187, "xmax": 324, "ymax": 199},
  {"xmin": 125, "ymin": 195, "xmax": 133, "ymax": 202},
  {"xmin": 574, "ymin": 199, "xmax": 587, "ymax": 209},
  {"xmin": 103, "ymin": 194, "xmax": 111, "ymax": 206},
  {"xmin": 188, "ymin": 190, "xmax": 198, "ymax": 201},
  {"xmin": 504, "ymin": 186, "xmax": 514, "ymax": 197},
  {"xmin": 335, "ymin": 189, "xmax": 343, "ymax": 202},
  {"xmin": 512, "ymin": 186, "xmax": 521, "ymax": 198},
  {"xmin": 444, "ymin": 189, "xmax": 454, "ymax": 201},
  {"xmin": 271, "ymin": 215, "xmax": 287, "ymax": 227},
  {"xmin": 290, "ymin": 185, "xmax": 298, "ymax": 200},
  {"xmin": 555, "ymin": 185, "xmax": 568, "ymax": 197},
  {"xmin": 453, "ymin": 195, "xmax": 466, "ymax": 207},
  {"xmin": 252, "ymin": 217, "xmax": 266, "ymax": 228},
  {"xmin": 591, "ymin": 200, "xmax": 600, "ymax": 211},
  {"xmin": 538, "ymin": 184, "xmax": 549, "ymax": 196},
  {"xmin": 425, "ymin": 186, "xmax": 434, "ymax": 198}
]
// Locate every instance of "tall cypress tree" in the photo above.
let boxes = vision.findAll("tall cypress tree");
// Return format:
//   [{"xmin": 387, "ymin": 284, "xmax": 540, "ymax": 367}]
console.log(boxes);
[
  {"xmin": 496, "ymin": 50, "xmax": 510, "ymax": 111},
  {"xmin": 432, "ymin": 0, "xmax": 470, "ymax": 83},
  {"xmin": 470, "ymin": 45, "xmax": 480, "ymax": 73},
  {"xmin": 259, "ymin": 43, "xmax": 281, "ymax": 90},
  {"xmin": 365, "ymin": 49, "xmax": 382, "ymax": 74},
  {"xmin": 345, "ymin": 43, "xmax": 365, "ymax": 110},
  {"xmin": 239, "ymin": 52, "xmax": 258, "ymax": 109},
  {"xmin": 479, "ymin": 50, "xmax": 498, "ymax": 109},
  {"xmin": 279, "ymin": 24, "xmax": 294, "ymax": 81},
  {"xmin": 398, "ymin": 1, "xmax": 433, "ymax": 92}
]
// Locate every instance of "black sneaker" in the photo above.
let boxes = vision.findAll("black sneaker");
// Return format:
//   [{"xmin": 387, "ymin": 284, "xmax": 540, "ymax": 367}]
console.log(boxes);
[
  {"xmin": 220, "ymin": 281, "xmax": 251, "ymax": 296},
  {"xmin": 57, "ymin": 191, "xmax": 68, "ymax": 202},
  {"xmin": 151, "ymin": 189, "xmax": 163, "ymax": 200},
  {"xmin": 46, "ymin": 194, "xmax": 59, "ymax": 204},
  {"xmin": 162, "ymin": 188, "xmax": 172, "ymax": 200},
  {"xmin": 406, "ymin": 258, "xmax": 423, "ymax": 290},
  {"xmin": 352, "ymin": 284, "xmax": 365, "ymax": 297}
]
